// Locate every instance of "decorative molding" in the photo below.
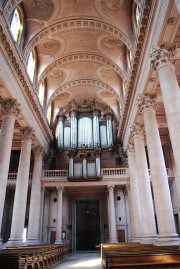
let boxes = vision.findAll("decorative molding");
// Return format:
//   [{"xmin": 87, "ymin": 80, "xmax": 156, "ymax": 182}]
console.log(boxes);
[
  {"xmin": 0, "ymin": 98, "xmax": 20, "ymax": 116},
  {"xmin": 136, "ymin": 94, "xmax": 157, "ymax": 113},
  {"xmin": 0, "ymin": 24, "xmax": 53, "ymax": 141},
  {"xmin": 40, "ymin": 39, "xmax": 61, "ymax": 54},
  {"xmin": 23, "ymin": 18, "xmax": 132, "ymax": 60},
  {"xmin": 27, "ymin": 0, "xmax": 54, "ymax": 21},
  {"xmin": 150, "ymin": 44, "xmax": 176, "ymax": 71},
  {"xmin": 124, "ymin": 142, "xmax": 135, "ymax": 155},
  {"xmin": 118, "ymin": 0, "xmax": 152, "ymax": 139},
  {"xmin": 20, "ymin": 127, "xmax": 35, "ymax": 140},
  {"xmin": 38, "ymin": 52, "xmax": 125, "ymax": 85},
  {"xmin": 47, "ymin": 79, "xmax": 119, "ymax": 106},
  {"xmin": 104, "ymin": 0, "xmax": 124, "ymax": 11},
  {"xmin": 167, "ymin": 17, "xmax": 177, "ymax": 25},
  {"xmin": 130, "ymin": 123, "xmax": 144, "ymax": 138},
  {"xmin": 66, "ymin": 98, "xmax": 113, "ymax": 115}
]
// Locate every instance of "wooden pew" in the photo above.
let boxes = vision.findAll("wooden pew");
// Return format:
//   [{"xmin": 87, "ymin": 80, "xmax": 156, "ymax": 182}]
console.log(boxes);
[
  {"xmin": 101, "ymin": 243, "xmax": 180, "ymax": 269},
  {"xmin": 0, "ymin": 243, "xmax": 71, "ymax": 269}
]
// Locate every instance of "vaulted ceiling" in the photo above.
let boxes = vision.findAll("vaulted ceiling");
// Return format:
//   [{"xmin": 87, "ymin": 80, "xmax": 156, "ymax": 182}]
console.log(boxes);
[
  {"xmin": 21, "ymin": 0, "xmax": 134, "ymax": 124},
  {"xmin": 0, "ymin": 0, "xmax": 180, "ymax": 149}
]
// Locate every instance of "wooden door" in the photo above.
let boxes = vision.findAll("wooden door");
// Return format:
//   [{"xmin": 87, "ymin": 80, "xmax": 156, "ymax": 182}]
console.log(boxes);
[
  {"xmin": 117, "ymin": 229, "xmax": 125, "ymax": 242},
  {"xmin": 50, "ymin": 231, "xmax": 56, "ymax": 244}
]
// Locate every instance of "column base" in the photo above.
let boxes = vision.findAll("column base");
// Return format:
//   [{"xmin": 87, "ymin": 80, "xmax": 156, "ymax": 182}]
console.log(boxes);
[
  {"xmin": 6, "ymin": 238, "xmax": 25, "ymax": 248},
  {"xmin": 131, "ymin": 236, "xmax": 143, "ymax": 243},
  {"xmin": 109, "ymin": 239, "xmax": 118, "ymax": 243},
  {"xmin": 155, "ymin": 233, "xmax": 180, "ymax": 246},
  {"xmin": 25, "ymin": 238, "xmax": 40, "ymax": 245},
  {"xmin": 54, "ymin": 240, "xmax": 63, "ymax": 245},
  {"xmin": 141, "ymin": 235, "xmax": 157, "ymax": 244}
]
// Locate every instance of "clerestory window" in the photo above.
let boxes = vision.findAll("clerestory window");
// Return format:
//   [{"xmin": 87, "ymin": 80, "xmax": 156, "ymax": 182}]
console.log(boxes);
[{"xmin": 10, "ymin": 7, "xmax": 23, "ymax": 44}]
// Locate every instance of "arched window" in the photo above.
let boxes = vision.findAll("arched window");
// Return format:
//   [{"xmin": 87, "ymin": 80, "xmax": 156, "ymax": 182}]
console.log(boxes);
[
  {"xmin": 27, "ymin": 50, "xmax": 36, "ymax": 82},
  {"xmin": 38, "ymin": 81, "xmax": 45, "ymax": 107},
  {"xmin": 135, "ymin": 4, "xmax": 141, "ymax": 26},
  {"xmin": 10, "ymin": 7, "xmax": 23, "ymax": 44},
  {"xmin": 47, "ymin": 105, "xmax": 52, "ymax": 124}
]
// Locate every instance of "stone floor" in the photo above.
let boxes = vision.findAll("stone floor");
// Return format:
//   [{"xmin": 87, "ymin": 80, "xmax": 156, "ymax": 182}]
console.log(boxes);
[{"xmin": 53, "ymin": 252, "xmax": 102, "ymax": 269}]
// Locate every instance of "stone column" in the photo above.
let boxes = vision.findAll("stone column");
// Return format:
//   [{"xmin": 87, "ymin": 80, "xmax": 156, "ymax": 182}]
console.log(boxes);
[
  {"xmin": 124, "ymin": 186, "xmax": 132, "ymax": 242},
  {"xmin": 6, "ymin": 127, "xmax": 34, "ymax": 247},
  {"xmin": 137, "ymin": 94, "xmax": 179, "ymax": 244},
  {"xmin": 125, "ymin": 142, "xmax": 143, "ymax": 242},
  {"xmin": 93, "ymin": 110, "xmax": 100, "ymax": 147},
  {"xmin": 70, "ymin": 110, "xmax": 77, "ymax": 148},
  {"xmin": 26, "ymin": 146, "xmax": 44, "ymax": 245},
  {"xmin": 57, "ymin": 115, "xmax": 65, "ymax": 148},
  {"xmin": 106, "ymin": 113, "xmax": 113, "ymax": 148},
  {"xmin": 55, "ymin": 186, "xmax": 63, "ymax": 244},
  {"xmin": 0, "ymin": 99, "xmax": 20, "ymax": 246},
  {"xmin": 107, "ymin": 185, "xmax": 118, "ymax": 243},
  {"xmin": 151, "ymin": 45, "xmax": 180, "ymax": 209},
  {"xmin": 130, "ymin": 123, "xmax": 157, "ymax": 243}
]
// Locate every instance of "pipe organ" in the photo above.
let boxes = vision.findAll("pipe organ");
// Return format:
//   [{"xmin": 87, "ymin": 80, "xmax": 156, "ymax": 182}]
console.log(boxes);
[{"xmin": 56, "ymin": 101, "xmax": 114, "ymax": 181}]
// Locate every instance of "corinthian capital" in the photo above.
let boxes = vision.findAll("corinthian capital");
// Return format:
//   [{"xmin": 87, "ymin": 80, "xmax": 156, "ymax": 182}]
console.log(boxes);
[
  {"xmin": 150, "ymin": 45, "xmax": 176, "ymax": 70},
  {"xmin": 33, "ymin": 146, "xmax": 44, "ymax": 157},
  {"xmin": 0, "ymin": 99, "xmax": 20, "ymax": 116},
  {"xmin": 107, "ymin": 184, "xmax": 115, "ymax": 192},
  {"xmin": 130, "ymin": 123, "xmax": 144, "ymax": 138},
  {"xmin": 20, "ymin": 127, "xmax": 35, "ymax": 141},
  {"xmin": 124, "ymin": 142, "xmax": 135, "ymax": 155},
  {"xmin": 136, "ymin": 94, "xmax": 157, "ymax": 113}
]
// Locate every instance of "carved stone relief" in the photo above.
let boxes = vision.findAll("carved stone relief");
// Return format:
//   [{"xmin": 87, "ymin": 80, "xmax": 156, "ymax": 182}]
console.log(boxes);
[
  {"xmin": 103, "ymin": 37, "xmax": 123, "ymax": 49},
  {"xmin": 104, "ymin": 0, "xmax": 124, "ymax": 11},
  {"xmin": 49, "ymin": 70, "xmax": 63, "ymax": 79},
  {"xmin": 99, "ymin": 90, "xmax": 114, "ymax": 98},
  {"xmin": 40, "ymin": 39, "xmax": 61, "ymax": 55},
  {"xmin": 28, "ymin": 0, "xmax": 54, "ymax": 21}
]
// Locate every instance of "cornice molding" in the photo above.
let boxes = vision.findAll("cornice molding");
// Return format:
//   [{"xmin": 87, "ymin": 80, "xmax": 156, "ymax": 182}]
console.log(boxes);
[
  {"xmin": 47, "ymin": 79, "xmax": 120, "ymax": 107},
  {"xmin": 117, "ymin": 0, "xmax": 153, "ymax": 139},
  {"xmin": 0, "ymin": 22, "xmax": 53, "ymax": 142},
  {"xmin": 121, "ymin": 0, "xmax": 170, "ymax": 145},
  {"xmin": 38, "ymin": 52, "xmax": 125, "ymax": 86},
  {"xmin": 23, "ymin": 18, "xmax": 133, "ymax": 61}
]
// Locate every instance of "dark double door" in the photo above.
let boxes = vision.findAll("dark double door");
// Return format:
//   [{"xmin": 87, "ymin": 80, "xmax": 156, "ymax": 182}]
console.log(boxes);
[{"xmin": 76, "ymin": 199, "xmax": 100, "ymax": 250}]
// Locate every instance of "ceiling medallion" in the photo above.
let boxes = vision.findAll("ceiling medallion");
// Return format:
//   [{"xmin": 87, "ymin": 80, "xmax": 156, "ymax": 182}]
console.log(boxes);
[
  {"xmin": 104, "ymin": 0, "xmax": 124, "ymax": 11},
  {"xmin": 29, "ymin": 0, "xmax": 54, "ymax": 20},
  {"xmin": 50, "ymin": 70, "xmax": 64, "ymax": 79},
  {"xmin": 103, "ymin": 37, "xmax": 123, "ymax": 49},
  {"xmin": 100, "ymin": 90, "xmax": 114, "ymax": 98},
  {"xmin": 58, "ymin": 92, "xmax": 70, "ymax": 99},
  {"xmin": 41, "ymin": 39, "xmax": 61, "ymax": 54}
]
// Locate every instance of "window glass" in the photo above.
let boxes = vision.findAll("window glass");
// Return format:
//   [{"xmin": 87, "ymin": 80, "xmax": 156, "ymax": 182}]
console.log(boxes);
[
  {"xmin": 10, "ymin": 7, "xmax": 23, "ymax": 43},
  {"xmin": 47, "ymin": 105, "xmax": 52, "ymax": 124},
  {"xmin": 135, "ymin": 5, "xmax": 140, "ymax": 25},
  {"xmin": 39, "ymin": 81, "xmax": 45, "ymax": 106},
  {"xmin": 27, "ymin": 50, "xmax": 36, "ymax": 82}
]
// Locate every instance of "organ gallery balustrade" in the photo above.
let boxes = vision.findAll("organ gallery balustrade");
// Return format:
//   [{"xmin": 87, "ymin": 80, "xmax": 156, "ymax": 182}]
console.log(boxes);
[{"xmin": 7, "ymin": 168, "xmax": 174, "ymax": 181}]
